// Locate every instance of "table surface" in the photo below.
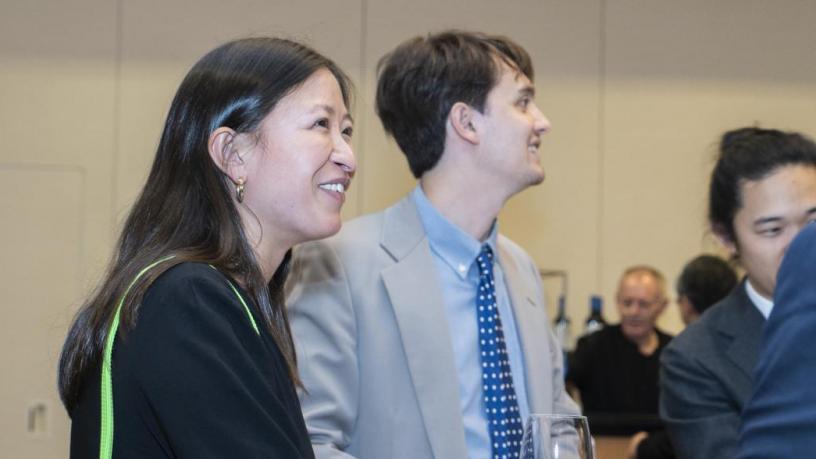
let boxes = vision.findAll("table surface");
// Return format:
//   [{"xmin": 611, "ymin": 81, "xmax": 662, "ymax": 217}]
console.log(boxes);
[{"xmin": 595, "ymin": 435, "xmax": 631, "ymax": 459}]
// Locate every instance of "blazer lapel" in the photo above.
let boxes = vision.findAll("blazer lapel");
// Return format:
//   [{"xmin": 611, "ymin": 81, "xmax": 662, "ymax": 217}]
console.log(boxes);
[
  {"xmin": 379, "ymin": 196, "xmax": 468, "ymax": 459},
  {"xmin": 719, "ymin": 284, "xmax": 766, "ymax": 380},
  {"xmin": 497, "ymin": 240, "xmax": 552, "ymax": 414}
]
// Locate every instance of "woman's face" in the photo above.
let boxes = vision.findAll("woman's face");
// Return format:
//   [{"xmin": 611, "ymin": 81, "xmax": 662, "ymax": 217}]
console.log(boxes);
[
  {"xmin": 241, "ymin": 68, "xmax": 355, "ymax": 249},
  {"xmin": 725, "ymin": 164, "xmax": 816, "ymax": 299}
]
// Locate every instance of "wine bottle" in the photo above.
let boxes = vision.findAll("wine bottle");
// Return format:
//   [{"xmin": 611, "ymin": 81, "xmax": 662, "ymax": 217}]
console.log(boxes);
[
  {"xmin": 553, "ymin": 295, "xmax": 573, "ymax": 351},
  {"xmin": 584, "ymin": 295, "xmax": 606, "ymax": 335}
]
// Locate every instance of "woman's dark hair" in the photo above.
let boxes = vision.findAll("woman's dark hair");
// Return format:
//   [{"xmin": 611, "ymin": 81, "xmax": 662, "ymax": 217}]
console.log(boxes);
[
  {"xmin": 58, "ymin": 37, "xmax": 351, "ymax": 411},
  {"xmin": 375, "ymin": 30, "xmax": 533, "ymax": 178},
  {"xmin": 709, "ymin": 127, "xmax": 816, "ymax": 243},
  {"xmin": 676, "ymin": 255, "xmax": 738, "ymax": 315}
]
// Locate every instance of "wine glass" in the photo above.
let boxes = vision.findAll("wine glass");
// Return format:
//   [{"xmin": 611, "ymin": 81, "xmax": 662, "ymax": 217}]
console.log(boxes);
[{"xmin": 519, "ymin": 414, "xmax": 594, "ymax": 459}]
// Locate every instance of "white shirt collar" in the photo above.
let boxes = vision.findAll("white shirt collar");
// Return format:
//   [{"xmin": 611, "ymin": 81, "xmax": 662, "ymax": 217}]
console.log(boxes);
[{"xmin": 745, "ymin": 279, "xmax": 774, "ymax": 319}]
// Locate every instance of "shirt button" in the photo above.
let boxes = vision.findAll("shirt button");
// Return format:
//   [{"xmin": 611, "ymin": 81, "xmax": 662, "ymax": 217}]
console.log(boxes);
[{"xmin": 458, "ymin": 263, "xmax": 467, "ymax": 273}]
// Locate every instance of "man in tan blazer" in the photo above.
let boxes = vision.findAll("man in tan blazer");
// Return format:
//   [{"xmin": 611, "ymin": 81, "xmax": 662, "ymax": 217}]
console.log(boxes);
[{"xmin": 287, "ymin": 30, "xmax": 579, "ymax": 459}]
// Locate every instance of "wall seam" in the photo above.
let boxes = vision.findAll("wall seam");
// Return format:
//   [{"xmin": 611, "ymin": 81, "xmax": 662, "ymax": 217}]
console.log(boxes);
[
  {"xmin": 596, "ymin": 0, "xmax": 607, "ymax": 293},
  {"xmin": 111, "ymin": 0, "xmax": 124, "ymax": 234},
  {"xmin": 356, "ymin": 0, "xmax": 368, "ymax": 216}
]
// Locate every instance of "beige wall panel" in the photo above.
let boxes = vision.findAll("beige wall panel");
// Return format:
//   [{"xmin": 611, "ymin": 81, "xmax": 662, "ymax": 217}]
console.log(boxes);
[
  {"xmin": 0, "ymin": 1, "xmax": 116, "ymax": 60},
  {"xmin": 0, "ymin": 167, "xmax": 83, "ymax": 458},
  {"xmin": 0, "ymin": 0, "xmax": 118, "ymax": 277},
  {"xmin": 364, "ymin": 1, "xmax": 603, "ymax": 330},
  {"xmin": 0, "ymin": 3, "xmax": 116, "ymax": 456},
  {"xmin": 116, "ymin": 0, "xmax": 364, "ymax": 219},
  {"xmin": 0, "ymin": 61, "xmax": 117, "ymax": 276},
  {"xmin": 602, "ymin": 0, "xmax": 816, "ymax": 334},
  {"xmin": 605, "ymin": 0, "xmax": 816, "ymax": 82}
]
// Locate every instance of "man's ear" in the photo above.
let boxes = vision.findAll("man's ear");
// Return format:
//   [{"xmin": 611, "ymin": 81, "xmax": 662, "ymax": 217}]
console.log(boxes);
[
  {"xmin": 448, "ymin": 102, "xmax": 480, "ymax": 145},
  {"xmin": 712, "ymin": 225, "xmax": 739, "ymax": 258},
  {"xmin": 208, "ymin": 127, "xmax": 247, "ymax": 184}
]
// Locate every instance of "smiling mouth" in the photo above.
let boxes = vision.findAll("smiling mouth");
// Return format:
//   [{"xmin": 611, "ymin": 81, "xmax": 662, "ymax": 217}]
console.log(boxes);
[{"xmin": 318, "ymin": 183, "xmax": 346, "ymax": 193}]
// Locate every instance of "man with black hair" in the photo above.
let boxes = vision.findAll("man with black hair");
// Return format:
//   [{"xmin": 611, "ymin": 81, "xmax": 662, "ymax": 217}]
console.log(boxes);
[
  {"xmin": 676, "ymin": 255, "xmax": 738, "ymax": 325},
  {"xmin": 660, "ymin": 127, "xmax": 816, "ymax": 459}
]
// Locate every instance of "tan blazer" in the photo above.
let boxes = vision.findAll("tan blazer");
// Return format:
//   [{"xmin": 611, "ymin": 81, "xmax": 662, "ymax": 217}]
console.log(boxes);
[{"xmin": 286, "ymin": 195, "xmax": 579, "ymax": 459}]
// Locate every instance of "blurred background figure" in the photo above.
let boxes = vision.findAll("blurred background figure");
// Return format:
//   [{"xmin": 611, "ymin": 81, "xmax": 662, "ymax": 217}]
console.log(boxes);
[
  {"xmin": 660, "ymin": 127, "xmax": 816, "ymax": 459},
  {"xmin": 628, "ymin": 254, "xmax": 737, "ymax": 459},
  {"xmin": 676, "ymin": 255, "xmax": 738, "ymax": 325},
  {"xmin": 567, "ymin": 266, "xmax": 671, "ymax": 435}
]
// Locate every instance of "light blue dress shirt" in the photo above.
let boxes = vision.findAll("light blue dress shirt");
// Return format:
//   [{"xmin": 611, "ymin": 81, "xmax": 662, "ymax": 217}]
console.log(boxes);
[{"xmin": 411, "ymin": 186, "xmax": 530, "ymax": 458}]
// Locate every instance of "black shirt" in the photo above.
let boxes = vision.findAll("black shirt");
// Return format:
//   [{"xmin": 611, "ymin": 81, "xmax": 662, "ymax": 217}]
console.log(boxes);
[
  {"xmin": 567, "ymin": 324, "xmax": 672, "ymax": 435},
  {"xmin": 69, "ymin": 263, "xmax": 314, "ymax": 458}
]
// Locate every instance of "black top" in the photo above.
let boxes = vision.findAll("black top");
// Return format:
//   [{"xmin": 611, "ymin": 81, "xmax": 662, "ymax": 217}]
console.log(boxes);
[
  {"xmin": 568, "ymin": 324, "xmax": 672, "ymax": 435},
  {"xmin": 636, "ymin": 430, "xmax": 676, "ymax": 459},
  {"xmin": 69, "ymin": 263, "xmax": 314, "ymax": 458}
]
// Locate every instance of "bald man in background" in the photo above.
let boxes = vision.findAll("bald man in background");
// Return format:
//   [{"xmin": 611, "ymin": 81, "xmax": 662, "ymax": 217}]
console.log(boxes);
[{"xmin": 568, "ymin": 266, "xmax": 672, "ymax": 431}]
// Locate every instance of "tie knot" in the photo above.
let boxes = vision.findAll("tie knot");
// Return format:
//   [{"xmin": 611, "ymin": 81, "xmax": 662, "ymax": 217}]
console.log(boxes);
[{"xmin": 477, "ymin": 244, "xmax": 494, "ymax": 276}]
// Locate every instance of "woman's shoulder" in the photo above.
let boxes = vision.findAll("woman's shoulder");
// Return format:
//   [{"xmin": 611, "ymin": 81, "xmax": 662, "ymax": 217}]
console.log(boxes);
[
  {"xmin": 135, "ymin": 261, "xmax": 248, "ymax": 332},
  {"xmin": 145, "ymin": 261, "xmax": 242, "ymax": 304},
  {"xmin": 151, "ymin": 261, "xmax": 226, "ymax": 291}
]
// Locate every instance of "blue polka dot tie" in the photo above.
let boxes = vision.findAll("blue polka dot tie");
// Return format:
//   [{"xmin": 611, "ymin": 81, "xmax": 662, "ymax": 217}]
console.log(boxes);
[{"xmin": 476, "ymin": 244, "xmax": 523, "ymax": 459}]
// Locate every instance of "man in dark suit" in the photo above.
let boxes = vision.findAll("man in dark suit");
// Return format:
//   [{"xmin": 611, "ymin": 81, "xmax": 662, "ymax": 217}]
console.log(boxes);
[
  {"xmin": 738, "ymin": 223, "xmax": 816, "ymax": 458},
  {"xmin": 659, "ymin": 127, "xmax": 816, "ymax": 459},
  {"xmin": 659, "ymin": 278, "xmax": 763, "ymax": 458}
]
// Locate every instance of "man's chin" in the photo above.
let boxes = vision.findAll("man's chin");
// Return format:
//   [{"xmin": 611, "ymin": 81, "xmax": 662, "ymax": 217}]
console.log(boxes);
[
  {"xmin": 622, "ymin": 325, "xmax": 647, "ymax": 342},
  {"xmin": 522, "ymin": 169, "xmax": 545, "ymax": 188}
]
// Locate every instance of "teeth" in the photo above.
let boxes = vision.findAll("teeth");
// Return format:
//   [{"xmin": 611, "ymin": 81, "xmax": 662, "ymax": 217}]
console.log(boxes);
[{"xmin": 320, "ymin": 183, "xmax": 346, "ymax": 193}]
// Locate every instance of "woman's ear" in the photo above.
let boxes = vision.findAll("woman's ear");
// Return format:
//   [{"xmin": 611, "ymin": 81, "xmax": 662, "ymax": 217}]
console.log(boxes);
[
  {"xmin": 208, "ymin": 127, "xmax": 247, "ymax": 184},
  {"xmin": 448, "ymin": 102, "xmax": 480, "ymax": 145}
]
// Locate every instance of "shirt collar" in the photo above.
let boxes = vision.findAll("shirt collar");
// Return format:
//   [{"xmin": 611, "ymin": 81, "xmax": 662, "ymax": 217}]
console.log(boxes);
[
  {"xmin": 744, "ymin": 279, "xmax": 774, "ymax": 319},
  {"xmin": 411, "ymin": 185, "xmax": 499, "ymax": 279}
]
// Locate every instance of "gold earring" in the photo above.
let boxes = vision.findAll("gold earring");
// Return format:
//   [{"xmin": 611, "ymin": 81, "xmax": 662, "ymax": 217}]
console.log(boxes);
[{"xmin": 235, "ymin": 178, "xmax": 245, "ymax": 203}]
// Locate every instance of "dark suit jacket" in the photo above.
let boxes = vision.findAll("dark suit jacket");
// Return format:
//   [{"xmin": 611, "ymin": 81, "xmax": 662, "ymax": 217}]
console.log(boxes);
[
  {"xmin": 738, "ymin": 224, "xmax": 816, "ymax": 458},
  {"xmin": 659, "ymin": 280, "xmax": 764, "ymax": 459}
]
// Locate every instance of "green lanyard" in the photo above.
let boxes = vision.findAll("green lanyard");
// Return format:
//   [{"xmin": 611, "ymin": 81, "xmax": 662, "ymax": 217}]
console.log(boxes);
[{"xmin": 99, "ymin": 258, "xmax": 259, "ymax": 459}]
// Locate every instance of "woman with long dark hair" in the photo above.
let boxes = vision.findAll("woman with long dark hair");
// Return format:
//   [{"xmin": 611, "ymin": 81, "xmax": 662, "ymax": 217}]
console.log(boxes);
[{"xmin": 59, "ymin": 37, "xmax": 355, "ymax": 458}]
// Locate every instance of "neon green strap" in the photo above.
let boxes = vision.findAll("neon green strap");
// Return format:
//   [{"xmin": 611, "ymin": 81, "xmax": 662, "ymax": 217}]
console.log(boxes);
[
  {"xmin": 100, "ymin": 256, "xmax": 173, "ymax": 459},
  {"xmin": 99, "ymin": 259, "xmax": 258, "ymax": 459},
  {"xmin": 209, "ymin": 265, "xmax": 260, "ymax": 336}
]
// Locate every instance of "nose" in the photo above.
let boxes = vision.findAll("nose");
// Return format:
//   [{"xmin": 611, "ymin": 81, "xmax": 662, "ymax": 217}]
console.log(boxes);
[
  {"xmin": 332, "ymin": 136, "xmax": 356, "ymax": 176},
  {"xmin": 531, "ymin": 103, "xmax": 551, "ymax": 135}
]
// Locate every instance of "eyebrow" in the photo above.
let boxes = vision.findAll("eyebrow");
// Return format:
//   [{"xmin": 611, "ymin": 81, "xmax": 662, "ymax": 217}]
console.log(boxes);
[
  {"xmin": 753, "ymin": 207, "xmax": 816, "ymax": 226},
  {"xmin": 753, "ymin": 216, "xmax": 782, "ymax": 226},
  {"xmin": 313, "ymin": 104, "xmax": 354, "ymax": 123},
  {"xmin": 518, "ymin": 86, "xmax": 535, "ymax": 98}
]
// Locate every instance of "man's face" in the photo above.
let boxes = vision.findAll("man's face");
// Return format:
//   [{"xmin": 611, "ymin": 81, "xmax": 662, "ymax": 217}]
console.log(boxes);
[
  {"xmin": 725, "ymin": 164, "xmax": 816, "ymax": 299},
  {"xmin": 616, "ymin": 272, "xmax": 667, "ymax": 344},
  {"xmin": 474, "ymin": 63, "xmax": 551, "ymax": 197}
]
